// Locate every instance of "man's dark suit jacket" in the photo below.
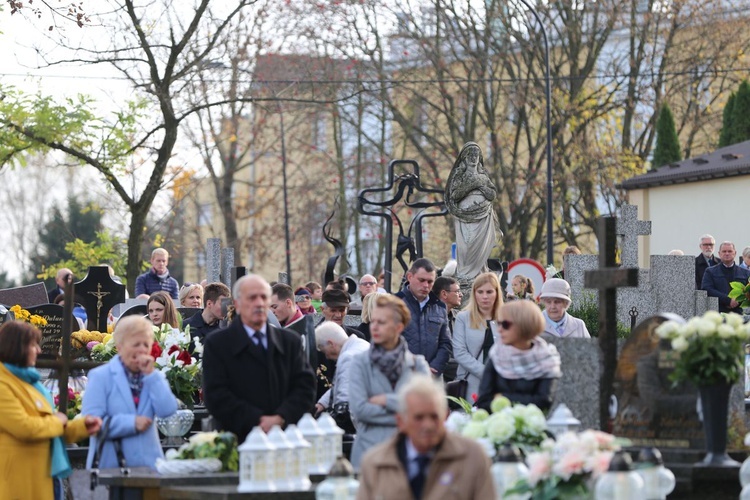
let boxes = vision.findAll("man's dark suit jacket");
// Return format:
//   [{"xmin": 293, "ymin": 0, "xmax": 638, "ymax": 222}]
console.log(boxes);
[
  {"xmin": 695, "ymin": 254, "xmax": 719, "ymax": 288},
  {"xmin": 202, "ymin": 317, "xmax": 316, "ymax": 442},
  {"xmin": 701, "ymin": 263, "xmax": 750, "ymax": 313}
]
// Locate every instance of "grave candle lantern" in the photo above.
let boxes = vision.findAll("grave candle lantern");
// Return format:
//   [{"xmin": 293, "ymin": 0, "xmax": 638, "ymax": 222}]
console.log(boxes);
[
  {"xmin": 490, "ymin": 444, "xmax": 530, "ymax": 500},
  {"xmin": 284, "ymin": 424, "xmax": 312, "ymax": 491},
  {"xmin": 594, "ymin": 451, "xmax": 645, "ymax": 500},
  {"xmin": 635, "ymin": 448, "xmax": 675, "ymax": 500},
  {"xmin": 315, "ymin": 456, "xmax": 359, "ymax": 500},
  {"xmin": 545, "ymin": 403, "xmax": 581, "ymax": 437},
  {"xmin": 316, "ymin": 412, "xmax": 345, "ymax": 471},
  {"xmin": 298, "ymin": 413, "xmax": 328, "ymax": 474},
  {"xmin": 267, "ymin": 425, "xmax": 295, "ymax": 491},
  {"xmin": 237, "ymin": 427, "xmax": 277, "ymax": 493}
]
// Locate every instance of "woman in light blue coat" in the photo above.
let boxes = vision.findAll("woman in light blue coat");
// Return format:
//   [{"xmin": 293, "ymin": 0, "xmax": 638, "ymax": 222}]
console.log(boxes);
[
  {"xmin": 348, "ymin": 294, "xmax": 429, "ymax": 469},
  {"xmin": 82, "ymin": 316, "xmax": 177, "ymax": 470},
  {"xmin": 452, "ymin": 272, "xmax": 502, "ymax": 401}
]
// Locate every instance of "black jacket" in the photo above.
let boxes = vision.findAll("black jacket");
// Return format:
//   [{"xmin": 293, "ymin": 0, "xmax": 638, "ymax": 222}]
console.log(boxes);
[
  {"xmin": 475, "ymin": 361, "xmax": 557, "ymax": 412},
  {"xmin": 695, "ymin": 254, "xmax": 719, "ymax": 289},
  {"xmin": 395, "ymin": 287, "xmax": 452, "ymax": 374},
  {"xmin": 202, "ymin": 318, "xmax": 316, "ymax": 442}
]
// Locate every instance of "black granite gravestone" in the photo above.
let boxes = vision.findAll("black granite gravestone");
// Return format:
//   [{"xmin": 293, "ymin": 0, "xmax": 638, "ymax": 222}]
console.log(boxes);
[
  {"xmin": 27, "ymin": 303, "xmax": 66, "ymax": 360},
  {"xmin": 177, "ymin": 307, "xmax": 202, "ymax": 322},
  {"xmin": 74, "ymin": 266, "xmax": 126, "ymax": 332},
  {"xmin": 613, "ymin": 314, "xmax": 705, "ymax": 448},
  {"xmin": 0, "ymin": 282, "xmax": 49, "ymax": 308},
  {"xmin": 120, "ymin": 304, "xmax": 148, "ymax": 318}
]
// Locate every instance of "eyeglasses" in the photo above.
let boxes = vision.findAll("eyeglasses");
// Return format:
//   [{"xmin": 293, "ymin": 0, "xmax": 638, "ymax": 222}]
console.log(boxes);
[
  {"xmin": 499, "ymin": 320, "xmax": 514, "ymax": 330},
  {"xmin": 449, "ymin": 288, "xmax": 463, "ymax": 295},
  {"xmin": 701, "ymin": 243, "xmax": 715, "ymax": 247},
  {"xmin": 360, "ymin": 281, "xmax": 377, "ymax": 286}
]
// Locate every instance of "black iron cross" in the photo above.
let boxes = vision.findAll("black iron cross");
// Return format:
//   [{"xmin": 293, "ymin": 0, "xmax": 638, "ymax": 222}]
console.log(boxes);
[
  {"xmin": 357, "ymin": 159, "xmax": 446, "ymax": 292},
  {"xmin": 584, "ymin": 217, "xmax": 639, "ymax": 431},
  {"xmin": 36, "ymin": 275, "xmax": 103, "ymax": 415}
]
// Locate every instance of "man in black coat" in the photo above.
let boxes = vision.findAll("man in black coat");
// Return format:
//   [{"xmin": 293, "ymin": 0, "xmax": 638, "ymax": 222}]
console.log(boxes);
[
  {"xmin": 202, "ymin": 274, "xmax": 316, "ymax": 441},
  {"xmin": 695, "ymin": 234, "xmax": 719, "ymax": 289},
  {"xmin": 701, "ymin": 241, "xmax": 750, "ymax": 314}
]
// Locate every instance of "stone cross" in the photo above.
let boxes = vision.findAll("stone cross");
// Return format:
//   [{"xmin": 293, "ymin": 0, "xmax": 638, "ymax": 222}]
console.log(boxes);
[
  {"xmin": 615, "ymin": 204, "xmax": 651, "ymax": 268},
  {"xmin": 206, "ymin": 238, "xmax": 222, "ymax": 284},
  {"xmin": 221, "ymin": 248, "xmax": 235, "ymax": 289},
  {"xmin": 584, "ymin": 217, "xmax": 639, "ymax": 430}
]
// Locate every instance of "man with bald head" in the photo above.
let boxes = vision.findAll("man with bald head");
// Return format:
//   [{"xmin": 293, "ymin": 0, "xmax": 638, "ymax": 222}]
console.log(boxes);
[
  {"xmin": 48, "ymin": 268, "xmax": 73, "ymax": 303},
  {"xmin": 202, "ymin": 274, "xmax": 316, "ymax": 441}
]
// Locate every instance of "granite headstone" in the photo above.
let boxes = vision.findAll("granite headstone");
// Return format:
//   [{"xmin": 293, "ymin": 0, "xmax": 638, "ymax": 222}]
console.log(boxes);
[
  {"xmin": 74, "ymin": 266, "xmax": 126, "ymax": 332},
  {"xmin": 0, "ymin": 282, "xmax": 49, "ymax": 308},
  {"xmin": 206, "ymin": 238, "xmax": 221, "ymax": 284},
  {"xmin": 28, "ymin": 303, "xmax": 66, "ymax": 359}
]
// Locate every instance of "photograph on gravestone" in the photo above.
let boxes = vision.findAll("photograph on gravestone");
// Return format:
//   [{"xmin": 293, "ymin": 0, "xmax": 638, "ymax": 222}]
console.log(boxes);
[
  {"xmin": 74, "ymin": 266, "xmax": 126, "ymax": 332},
  {"xmin": 613, "ymin": 314, "xmax": 705, "ymax": 449},
  {"xmin": 0, "ymin": 282, "xmax": 49, "ymax": 308},
  {"xmin": 27, "ymin": 303, "xmax": 66, "ymax": 359}
]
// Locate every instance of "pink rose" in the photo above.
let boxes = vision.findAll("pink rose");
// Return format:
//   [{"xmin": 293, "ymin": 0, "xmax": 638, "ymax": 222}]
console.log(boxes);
[
  {"xmin": 526, "ymin": 452, "xmax": 551, "ymax": 486},
  {"xmin": 553, "ymin": 450, "xmax": 586, "ymax": 480}
]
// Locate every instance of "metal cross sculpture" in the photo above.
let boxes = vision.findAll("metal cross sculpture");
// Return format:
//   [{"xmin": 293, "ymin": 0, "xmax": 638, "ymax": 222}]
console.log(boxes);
[{"xmin": 358, "ymin": 159, "xmax": 447, "ymax": 293}]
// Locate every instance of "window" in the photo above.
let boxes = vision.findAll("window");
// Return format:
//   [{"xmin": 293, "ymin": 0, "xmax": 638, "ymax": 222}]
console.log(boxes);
[{"xmin": 198, "ymin": 203, "xmax": 212, "ymax": 227}]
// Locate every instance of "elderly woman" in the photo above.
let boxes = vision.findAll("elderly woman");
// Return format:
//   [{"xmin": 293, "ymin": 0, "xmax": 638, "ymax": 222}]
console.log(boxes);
[
  {"xmin": 452, "ymin": 272, "xmax": 502, "ymax": 401},
  {"xmin": 0, "ymin": 321, "xmax": 101, "ymax": 500},
  {"xmin": 539, "ymin": 278, "xmax": 590, "ymax": 339},
  {"xmin": 179, "ymin": 283, "xmax": 203, "ymax": 308},
  {"xmin": 349, "ymin": 294, "xmax": 430, "ymax": 469},
  {"xmin": 82, "ymin": 316, "xmax": 177, "ymax": 470},
  {"xmin": 476, "ymin": 300, "xmax": 561, "ymax": 412},
  {"xmin": 147, "ymin": 291, "xmax": 181, "ymax": 329}
]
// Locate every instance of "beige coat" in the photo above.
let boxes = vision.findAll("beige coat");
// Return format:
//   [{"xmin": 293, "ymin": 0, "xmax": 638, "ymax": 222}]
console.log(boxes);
[{"xmin": 356, "ymin": 431, "xmax": 496, "ymax": 500}]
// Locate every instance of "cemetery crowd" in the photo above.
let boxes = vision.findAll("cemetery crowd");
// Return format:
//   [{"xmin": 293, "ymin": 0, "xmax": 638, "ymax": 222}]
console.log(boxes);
[{"xmin": 6, "ymin": 233, "xmax": 750, "ymax": 499}]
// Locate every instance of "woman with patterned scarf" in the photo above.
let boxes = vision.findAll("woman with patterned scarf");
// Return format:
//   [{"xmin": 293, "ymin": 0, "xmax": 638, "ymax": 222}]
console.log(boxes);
[
  {"xmin": 476, "ymin": 300, "xmax": 562, "ymax": 412},
  {"xmin": 349, "ymin": 294, "xmax": 430, "ymax": 469},
  {"xmin": 0, "ymin": 321, "xmax": 102, "ymax": 500}
]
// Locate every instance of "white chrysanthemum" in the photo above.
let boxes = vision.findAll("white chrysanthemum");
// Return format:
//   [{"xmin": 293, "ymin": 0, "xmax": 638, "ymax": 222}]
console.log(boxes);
[
  {"xmin": 703, "ymin": 310, "xmax": 723, "ymax": 326},
  {"xmin": 725, "ymin": 313, "xmax": 744, "ymax": 328},
  {"xmin": 695, "ymin": 319, "xmax": 716, "ymax": 337},
  {"xmin": 671, "ymin": 336, "xmax": 689, "ymax": 352},
  {"xmin": 655, "ymin": 321, "xmax": 679, "ymax": 339},
  {"xmin": 189, "ymin": 431, "xmax": 219, "ymax": 446},
  {"xmin": 485, "ymin": 412, "xmax": 515, "ymax": 444},
  {"xmin": 460, "ymin": 420, "xmax": 487, "ymax": 439},
  {"xmin": 445, "ymin": 411, "xmax": 470, "ymax": 433},
  {"xmin": 717, "ymin": 324, "xmax": 735, "ymax": 339}
]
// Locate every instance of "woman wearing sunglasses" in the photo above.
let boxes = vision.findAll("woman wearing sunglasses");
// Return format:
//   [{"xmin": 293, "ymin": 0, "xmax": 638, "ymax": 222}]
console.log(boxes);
[
  {"xmin": 475, "ymin": 300, "xmax": 561, "ymax": 412},
  {"xmin": 452, "ymin": 272, "xmax": 502, "ymax": 401}
]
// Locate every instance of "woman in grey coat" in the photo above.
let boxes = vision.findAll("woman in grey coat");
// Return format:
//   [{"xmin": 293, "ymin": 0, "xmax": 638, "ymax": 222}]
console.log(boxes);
[
  {"xmin": 452, "ymin": 272, "xmax": 502, "ymax": 401},
  {"xmin": 348, "ymin": 294, "xmax": 429, "ymax": 469}
]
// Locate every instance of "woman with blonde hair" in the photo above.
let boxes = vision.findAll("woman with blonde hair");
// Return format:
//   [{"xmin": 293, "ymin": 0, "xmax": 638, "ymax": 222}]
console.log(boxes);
[
  {"xmin": 356, "ymin": 291, "xmax": 387, "ymax": 342},
  {"xmin": 349, "ymin": 294, "xmax": 429, "ymax": 469},
  {"xmin": 452, "ymin": 272, "xmax": 502, "ymax": 400},
  {"xmin": 178, "ymin": 283, "xmax": 203, "ymax": 308},
  {"xmin": 147, "ymin": 291, "xmax": 180, "ymax": 329},
  {"xmin": 476, "ymin": 300, "xmax": 561, "ymax": 412}
]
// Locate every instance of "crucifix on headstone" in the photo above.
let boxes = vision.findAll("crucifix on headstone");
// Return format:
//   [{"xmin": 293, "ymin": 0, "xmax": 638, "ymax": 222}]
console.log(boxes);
[
  {"xmin": 584, "ymin": 217, "xmax": 639, "ymax": 431},
  {"xmin": 36, "ymin": 275, "xmax": 103, "ymax": 415},
  {"xmin": 615, "ymin": 204, "xmax": 651, "ymax": 268},
  {"xmin": 74, "ymin": 266, "xmax": 126, "ymax": 332}
]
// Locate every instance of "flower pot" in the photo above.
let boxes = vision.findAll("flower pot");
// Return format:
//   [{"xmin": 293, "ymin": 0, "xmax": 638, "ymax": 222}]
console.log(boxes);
[{"xmin": 696, "ymin": 383, "xmax": 740, "ymax": 467}]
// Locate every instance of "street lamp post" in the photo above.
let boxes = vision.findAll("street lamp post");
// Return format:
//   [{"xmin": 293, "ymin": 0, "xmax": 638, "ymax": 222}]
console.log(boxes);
[
  {"xmin": 277, "ymin": 103, "xmax": 293, "ymax": 284},
  {"xmin": 514, "ymin": 0, "xmax": 554, "ymax": 266}
]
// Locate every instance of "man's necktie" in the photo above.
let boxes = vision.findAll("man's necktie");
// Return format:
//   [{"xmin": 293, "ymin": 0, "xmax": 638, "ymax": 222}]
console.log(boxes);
[
  {"xmin": 410, "ymin": 455, "xmax": 431, "ymax": 499},
  {"xmin": 254, "ymin": 331, "xmax": 266, "ymax": 352}
]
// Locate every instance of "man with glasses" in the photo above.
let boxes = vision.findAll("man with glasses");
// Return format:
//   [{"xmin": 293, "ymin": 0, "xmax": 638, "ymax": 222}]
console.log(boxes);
[
  {"xmin": 695, "ymin": 234, "xmax": 719, "ymax": 289},
  {"xmin": 350, "ymin": 274, "xmax": 378, "ymax": 311},
  {"xmin": 433, "ymin": 276, "xmax": 462, "ymax": 382},
  {"xmin": 701, "ymin": 241, "xmax": 750, "ymax": 313}
]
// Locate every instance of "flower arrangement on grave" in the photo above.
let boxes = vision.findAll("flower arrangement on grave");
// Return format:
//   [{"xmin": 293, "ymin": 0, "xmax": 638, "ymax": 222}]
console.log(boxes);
[
  {"xmin": 70, "ymin": 329, "xmax": 106, "ymax": 349},
  {"xmin": 730, "ymin": 278, "xmax": 750, "ymax": 310},
  {"xmin": 655, "ymin": 311, "xmax": 750, "ymax": 385},
  {"xmin": 90, "ymin": 333, "xmax": 116, "ymax": 362},
  {"xmin": 164, "ymin": 431, "xmax": 239, "ymax": 472},
  {"xmin": 54, "ymin": 388, "xmax": 83, "ymax": 420},
  {"xmin": 445, "ymin": 395, "xmax": 549, "ymax": 454},
  {"xmin": 152, "ymin": 324, "xmax": 203, "ymax": 408},
  {"xmin": 10, "ymin": 304, "xmax": 47, "ymax": 327},
  {"xmin": 508, "ymin": 430, "xmax": 621, "ymax": 500}
]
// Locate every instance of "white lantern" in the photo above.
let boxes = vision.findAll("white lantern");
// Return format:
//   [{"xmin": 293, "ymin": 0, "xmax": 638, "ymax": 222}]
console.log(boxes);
[
  {"xmin": 490, "ymin": 444, "xmax": 530, "ymax": 500},
  {"xmin": 316, "ymin": 412, "xmax": 345, "ymax": 471},
  {"xmin": 238, "ymin": 427, "xmax": 277, "ymax": 493},
  {"xmin": 315, "ymin": 456, "xmax": 359, "ymax": 500},
  {"xmin": 595, "ymin": 451, "xmax": 645, "ymax": 500},
  {"xmin": 267, "ymin": 425, "xmax": 295, "ymax": 491},
  {"xmin": 740, "ymin": 453, "xmax": 750, "ymax": 487},
  {"xmin": 635, "ymin": 448, "xmax": 675, "ymax": 500},
  {"xmin": 545, "ymin": 403, "xmax": 581, "ymax": 437},
  {"xmin": 298, "ymin": 413, "xmax": 328, "ymax": 474},
  {"xmin": 284, "ymin": 424, "xmax": 312, "ymax": 491}
]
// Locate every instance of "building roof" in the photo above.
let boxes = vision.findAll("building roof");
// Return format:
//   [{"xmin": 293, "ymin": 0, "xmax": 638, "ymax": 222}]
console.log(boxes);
[{"xmin": 620, "ymin": 140, "xmax": 750, "ymax": 190}]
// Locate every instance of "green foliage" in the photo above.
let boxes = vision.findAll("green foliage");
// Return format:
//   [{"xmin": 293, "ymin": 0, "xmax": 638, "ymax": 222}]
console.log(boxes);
[
  {"xmin": 36, "ymin": 231, "xmax": 129, "ymax": 284},
  {"xmin": 728, "ymin": 279, "xmax": 750, "ymax": 309},
  {"xmin": 719, "ymin": 92, "xmax": 736, "ymax": 147},
  {"xmin": 729, "ymin": 80, "xmax": 750, "ymax": 145},
  {"xmin": 652, "ymin": 103, "xmax": 682, "ymax": 168},
  {"xmin": 566, "ymin": 293, "xmax": 631, "ymax": 339},
  {"xmin": 509, "ymin": 476, "xmax": 591, "ymax": 500},
  {"xmin": 173, "ymin": 432, "xmax": 239, "ymax": 472}
]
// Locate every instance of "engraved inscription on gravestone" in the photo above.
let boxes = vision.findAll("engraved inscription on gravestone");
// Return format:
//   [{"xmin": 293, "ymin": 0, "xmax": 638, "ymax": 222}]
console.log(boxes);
[
  {"xmin": 28, "ymin": 303, "xmax": 65, "ymax": 360},
  {"xmin": 613, "ymin": 313, "xmax": 705, "ymax": 449}
]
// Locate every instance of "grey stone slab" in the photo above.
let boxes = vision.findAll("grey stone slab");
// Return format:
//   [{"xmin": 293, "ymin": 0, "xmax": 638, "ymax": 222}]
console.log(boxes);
[
  {"xmin": 206, "ymin": 238, "xmax": 221, "ymax": 284},
  {"xmin": 616, "ymin": 204, "xmax": 651, "ymax": 268},
  {"xmin": 221, "ymin": 248, "xmax": 235, "ymax": 289},
  {"xmin": 0, "ymin": 282, "xmax": 49, "ymax": 308},
  {"xmin": 651, "ymin": 255, "xmax": 697, "ymax": 320}
]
